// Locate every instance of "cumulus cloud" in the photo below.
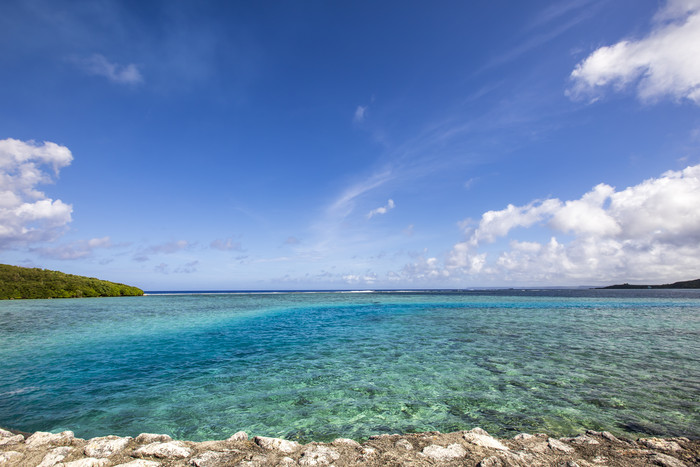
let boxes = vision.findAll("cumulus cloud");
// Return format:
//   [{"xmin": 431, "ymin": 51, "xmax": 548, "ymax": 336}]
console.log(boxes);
[
  {"xmin": 0, "ymin": 138, "xmax": 73, "ymax": 248},
  {"xmin": 76, "ymin": 54, "xmax": 144, "ymax": 85},
  {"xmin": 568, "ymin": 0, "xmax": 700, "ymax": 105},
  {"xmin": 440, "ymin": 164, "xmax": 700, "ymax": 284},
  {"xmin": 367, "ymin": 199, "xmax": 395, "ymax": 219}
]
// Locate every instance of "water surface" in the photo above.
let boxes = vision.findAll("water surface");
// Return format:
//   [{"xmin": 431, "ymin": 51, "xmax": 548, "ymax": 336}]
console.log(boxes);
[{"xmin": 0, "ymin": 290, "xmax": 698, "ymax": 442}]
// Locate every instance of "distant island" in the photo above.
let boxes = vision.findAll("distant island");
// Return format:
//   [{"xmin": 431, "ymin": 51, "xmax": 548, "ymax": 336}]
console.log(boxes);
[
  {"xmin": 599, "ymin": 278, "xmax": 700, "ymax": 289},
  {"xmin": 0, "ymin": 264, "xmax": 144, "ymax": 299}
]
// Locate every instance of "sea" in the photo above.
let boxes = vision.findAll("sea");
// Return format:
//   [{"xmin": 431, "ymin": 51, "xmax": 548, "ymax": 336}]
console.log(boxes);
[{"xmin": 0, "ymin": 289, "xmax": 698, "ymax": 443}]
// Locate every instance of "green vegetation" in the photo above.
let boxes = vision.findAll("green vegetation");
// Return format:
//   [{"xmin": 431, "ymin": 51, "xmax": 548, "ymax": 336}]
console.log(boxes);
[
  {"xmin": 600, "ymin": 278, "xmax": 700, "ymax": 289},
  {"xmin": 0, "ymin": 264, "xmax": 144, "ymax": 299}
]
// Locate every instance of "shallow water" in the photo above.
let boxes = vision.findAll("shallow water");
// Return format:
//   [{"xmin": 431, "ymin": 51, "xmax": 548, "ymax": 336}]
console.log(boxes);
[{"xmin": 0, "ymin": 290, "xmax": 698, "ymax": 442}]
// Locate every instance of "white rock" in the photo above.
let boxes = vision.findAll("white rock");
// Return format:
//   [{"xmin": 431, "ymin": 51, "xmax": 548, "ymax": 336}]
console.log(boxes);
[
  {"xmin": 421, "ymin": 443, "xmax": 467, "ymax": 461},
  {"xmin": 253, "ymin": 436, "xmax": 301, "ymax": 453},
  {"xmin": 601, "ymin": 431, "xmax": 621, "ymax": 443},
  {"xmin": 278, "ymin": 456, "xmax": 297, "ymax": 466},
  {"xmin": 0, "ymin": 451, "xmax": 23, "ymax": 464},
  {"xmin": 650, "ymin": 453, "xmax": 688, "ymax": 467},
  {"xmin": 394, "ymin": 438, "xmax": 413, "ymax": 450},
  {"xmin": 513, "ymin": 433, "xmax": 535, "ymax": 441},
  {"xmin": 59, "ymin": 458, "xmax": 110, "ymax": 467},
  {"xmin": 190, "ymin": 450, "xmax": 243, "ymax": 467},
  {"xmin": 548, "ymin": 437, "xmax": 574, "ymax": 453},
  {"xmin": 639, "ymin": 437, "xmax": 683, "ymax": 452},
  {"xmin": 360, "ymin": 447, "xmax": 377, "ymax": 457},
  {"xmin": 84, "ymin": 435, "xmax": 132, "ymax": 457},
  {"xmin": 227, "ymin": 431, "xmax": 248, "ymax": 442},
  {"xmin": 135, "ymin": 433, "xmax": 172, "ymax": 444},
  {"xmin": 26, "ymin": 431, "xmax": 75, "ymax": 448},
  {"xmin": 0, "ymin": 434, "xmax": 24, "ymax": 446},
  {"xmin": 38, "ymin": 446, "xmax": 74, "ymax": 467},
  {"xmin": 113, "ymin": 461, "xmax": 162, "ymax": 467},
  {"xmin": 478, "ymin": 456, "xmax": 506, "ymax": 467},
  {"xmin": 463, "ymin": 428, "xmax": 510, "ymax": 451},
  {"xmin": 0, "ymin": 428, "xmax": 16, "ymax": 437},
  {"xmin": 133, "ymin": 441, "xmax": 192, "ymax": 459},
  {"xmin": 567, "ymin": 434, "xmax": 599, "ymax": 445},
  {"xmin": 332, "ymin": 438, "xmax": 360, "ymax": 448},
  {"xmin": 298, "ymin": 445, "xmax": 340, "ymax": 466}
]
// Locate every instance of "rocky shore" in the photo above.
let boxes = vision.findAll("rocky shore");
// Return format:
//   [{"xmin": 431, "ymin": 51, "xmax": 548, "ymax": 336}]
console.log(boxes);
[{"xmin": 1, "ymin": 426, "xmax": 698, "ymax": 466}]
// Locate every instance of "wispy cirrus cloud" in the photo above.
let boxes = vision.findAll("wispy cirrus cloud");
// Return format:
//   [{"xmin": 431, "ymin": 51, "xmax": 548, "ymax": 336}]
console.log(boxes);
[
  {"xmin": 31, "ymin": 237, "xmax": 113, "ymax": 260},
  {"xmin": 568, "ymin": 0, "xmax": 700, "ymax": 105},
  {"xmin": 74, "ymin": 53, "xmax": 143, "ymax": 85}
]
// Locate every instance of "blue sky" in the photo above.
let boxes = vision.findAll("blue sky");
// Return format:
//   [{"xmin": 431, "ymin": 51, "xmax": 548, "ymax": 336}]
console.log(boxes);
[{"xmin": 1, "ymin": 0, "xmax": 699, "ymax": 290}]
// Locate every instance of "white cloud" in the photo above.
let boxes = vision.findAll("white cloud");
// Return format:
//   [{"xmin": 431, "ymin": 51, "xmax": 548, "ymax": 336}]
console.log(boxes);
[
  {"xmin": 568, "ymin": 0, "xmax": 700, "ymax": 105},
  {"xmin": 31, "ymin": 237, "xmax": 112, "ymax": 260},
  {"xmin": 135, "ymin": 240, "xmax": 190, "ymax": 261},
  {"xmin": 0, "ymin": 138, "xmax": 73, "ymax": 248},
  {"xmin": 354, "ymin": 105, "xmax": 367, "ymax": 123},
  {"xmin": 211, "ymin": 238, "xmax": 243, "ymax": 251},
  {"xmin": 367, "ymin": 199, "xmax": 395, "ymax": 219},
  {"xmin": 77, "ymin": 54, "xmax": 143, "ymax": 85},
  {"xmin": 434, "ymin": 163, "xmax": 700, "ymax": 284}
]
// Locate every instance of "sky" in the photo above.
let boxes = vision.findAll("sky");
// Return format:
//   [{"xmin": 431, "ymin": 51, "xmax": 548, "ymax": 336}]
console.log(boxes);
[{"xmin": 1, "ymin": 0, "xmax": 700, "ymax": 290}]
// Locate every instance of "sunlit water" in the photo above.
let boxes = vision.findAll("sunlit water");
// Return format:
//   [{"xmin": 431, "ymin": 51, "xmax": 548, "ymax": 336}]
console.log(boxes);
[{"xmin": 0, "ymin": 290, "xmax": 698, "ymax": 442}]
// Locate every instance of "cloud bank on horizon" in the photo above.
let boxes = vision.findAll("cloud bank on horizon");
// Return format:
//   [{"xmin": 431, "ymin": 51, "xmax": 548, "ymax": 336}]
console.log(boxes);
[{"xmin": 1, "ymin": 0, "xmax": 699, "ymax": 288}]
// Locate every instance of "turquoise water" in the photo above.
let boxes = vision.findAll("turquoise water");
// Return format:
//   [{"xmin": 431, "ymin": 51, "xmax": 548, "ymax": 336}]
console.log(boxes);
[{"xmin": 0, "ymin": 290, "xmax": 698, "ymax": 442}]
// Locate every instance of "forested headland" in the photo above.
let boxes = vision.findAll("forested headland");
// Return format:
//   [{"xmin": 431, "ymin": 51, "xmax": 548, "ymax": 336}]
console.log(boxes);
[{"xmin": 0, "ymin": 264, "xmax": 143, "ymax": 299}]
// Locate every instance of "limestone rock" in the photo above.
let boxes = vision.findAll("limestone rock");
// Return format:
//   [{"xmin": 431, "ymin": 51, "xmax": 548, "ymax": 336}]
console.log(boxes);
[
  {"xmin": 650, "ymin": 453, "xmax": 687, "ymax": 467},
  {"xmin": 548, "ymin": 437, "xmax": 575, "ymax": 453},
  {"xmin": 133, "ymin": 441, "xmax": 192, "ymax": 459},
  {"xmin": 566, "ymin": 434, "xmax": 599, "ymax": 445},
  {"xmin": 0, "ymin": 451, "xmax": 23, "ymax": 464},
  {"xmin": 253, "ymin": 436, "xmax": 301, "ymax": 453},
  {"xmin": 190, "ymin": 450, "xmax": 245, "ymax": 467},
  {"xmin": 0, "ymin": 428, "xmax": 15, "ymax": 438},
  {"xmin": 463, "ymin": 428, "xmax": 510, "ymax": 451},
  {"xmin": 26, "ymin": 431, "xmax": 75, "ymax": 448},
  {"xmin": 0, "ymin": 434, "xmax": 24, "ymax": 446},
  {"xmin": 84, "ymin": 435, "xmax": 132, "ymax": 458},
  {"xmin": 228, "ymin": 431, "xmax": 248, "ymax": 442},
  {"xmin": 421, "ymin": 443, "xmax": 467, "ymax": 461},
  {"xmin": 135, "ymin": 433, "xmax": 172, "ymax": 444},
  {"xmin": 639, "ymin": 437, "xmax": 683, "ymax": 452},
  {"xmin": 513, "ymin": 433, "xmax": 535, "ymax": 441},
  {"xmin": 298, "ymin": 445, "xmax": 340, "ymax": 466},
  {"xmin": 113, "ymin": 461, "xmax": 162, "ymax": 467},
  {"xmin": 394, "ymin": 438, "xmax": 413, "ymax": 450},
  {"xmin": 38, "ymin": 446, "xmax": 74, "ymax": 467},
  {"xmin": 331, "ymin": 438, "xmax": 360, "ymax": 448},
  {"xmin": 601, "ymin": 431, "xmax": 621, "ymax": 443},
  {"xmin": 59, "ymin": 458, "xmax": 110, "ymax": 467},
  {"xmin": 277, "ymin": 456, "xmax": 297, "ymax": 466}
]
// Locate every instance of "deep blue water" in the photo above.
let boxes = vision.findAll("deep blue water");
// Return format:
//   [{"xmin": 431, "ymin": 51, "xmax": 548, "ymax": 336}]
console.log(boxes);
[{"xmin": 0, "ymin": 289, "xmax": 698, "ymax": 442}]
